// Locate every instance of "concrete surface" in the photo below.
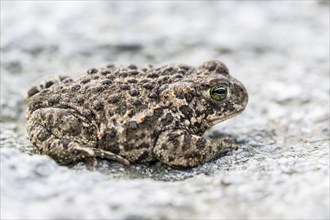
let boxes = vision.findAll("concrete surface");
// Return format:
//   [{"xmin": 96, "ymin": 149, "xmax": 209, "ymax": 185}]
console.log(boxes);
[{"xmin": 1, "ymin": 1, "xmax": 329, "ymax": 219}]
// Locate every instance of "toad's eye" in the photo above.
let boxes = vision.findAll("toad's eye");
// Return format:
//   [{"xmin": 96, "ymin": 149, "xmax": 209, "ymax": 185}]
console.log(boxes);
[{"xmin": 208, "ymin": 84, "xmax": 228, "ymax": 101}]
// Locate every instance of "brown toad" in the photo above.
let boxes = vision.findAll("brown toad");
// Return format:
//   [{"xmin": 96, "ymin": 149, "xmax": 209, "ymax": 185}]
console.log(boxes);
[{"xmin": 26, "ymin": 60, "xmax": 248, "ymax": 168}]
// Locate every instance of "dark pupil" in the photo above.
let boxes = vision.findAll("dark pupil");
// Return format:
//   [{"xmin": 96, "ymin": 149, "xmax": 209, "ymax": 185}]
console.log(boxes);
[{"xmin": 213, "ymin": 88, "xmax": 226, "ymax": 95}]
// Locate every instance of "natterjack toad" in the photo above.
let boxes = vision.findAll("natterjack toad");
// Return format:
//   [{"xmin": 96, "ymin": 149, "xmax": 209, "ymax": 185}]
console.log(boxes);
[{"xmin": 26, "ymin": 60, "xmax": 248, "ymax": 168}]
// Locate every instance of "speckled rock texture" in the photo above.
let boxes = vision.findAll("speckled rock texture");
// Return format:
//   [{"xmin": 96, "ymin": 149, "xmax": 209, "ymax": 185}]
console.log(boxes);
[{"xmin": 1, "ymin": 1, "xmax": 329, "ymax": 219}]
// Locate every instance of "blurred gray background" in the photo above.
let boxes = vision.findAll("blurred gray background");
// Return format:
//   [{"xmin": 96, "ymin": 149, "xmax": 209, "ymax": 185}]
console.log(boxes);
[{"xmin": 1, "ymin": 1, "xmax": 329, "ymax": 219}]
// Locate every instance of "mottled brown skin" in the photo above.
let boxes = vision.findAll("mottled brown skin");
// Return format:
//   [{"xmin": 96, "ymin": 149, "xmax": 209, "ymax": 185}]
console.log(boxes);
[{"xmin": 26, "ymin": 60, "xmax": 248, "ymax": 168}]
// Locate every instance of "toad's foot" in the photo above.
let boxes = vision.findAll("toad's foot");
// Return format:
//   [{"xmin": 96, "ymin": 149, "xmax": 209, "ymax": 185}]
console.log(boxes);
[{"xmin": 153, "ymin": 129, "xmax": 235, "ymax": 168}]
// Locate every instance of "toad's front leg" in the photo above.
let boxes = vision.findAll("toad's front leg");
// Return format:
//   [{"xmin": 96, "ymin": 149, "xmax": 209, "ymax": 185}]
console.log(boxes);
[
  {"xmin": 153, "ymin": 129, "xmax": 237, "ymax": 168},
  {"xmin": 27, "ymin": 108, "xmax": 129, "ymax": 165}
]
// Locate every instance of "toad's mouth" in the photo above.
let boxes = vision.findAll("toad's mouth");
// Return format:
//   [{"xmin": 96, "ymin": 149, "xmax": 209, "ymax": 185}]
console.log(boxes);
[
  {"xmin": 208, "ymin": 106, "xmax": 245, "ymax": 126},
  {"xmin": 208, "ymin": 114, "xmax": 237, "ymax": 126}
]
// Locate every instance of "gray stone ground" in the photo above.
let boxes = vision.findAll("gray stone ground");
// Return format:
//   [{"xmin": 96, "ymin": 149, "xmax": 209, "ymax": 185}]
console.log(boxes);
[{"xmin": 1, "ymin": 1, "xmax": 329, "ymax": 219}]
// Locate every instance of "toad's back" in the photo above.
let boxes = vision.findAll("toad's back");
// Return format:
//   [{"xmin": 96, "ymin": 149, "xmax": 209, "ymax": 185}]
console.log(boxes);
[{"xmin": 27, "ymin": 64, "xmax": 196, "ymax": 115}]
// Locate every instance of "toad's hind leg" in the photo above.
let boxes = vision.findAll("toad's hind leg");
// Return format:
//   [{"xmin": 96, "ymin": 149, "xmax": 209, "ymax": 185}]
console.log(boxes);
[
  {"xmin": 153, "ymin": 130, "xmax": 237, "ymax": 168},
  {"xmin": 27, "ymin": 108, "xmax": 129, "ymax": 165}
]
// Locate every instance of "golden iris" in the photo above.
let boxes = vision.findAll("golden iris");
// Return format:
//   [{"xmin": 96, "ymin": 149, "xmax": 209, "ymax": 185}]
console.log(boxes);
[{"xmin": 208, "ymin": 84, "xmax": 228, "ymax": 101}]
